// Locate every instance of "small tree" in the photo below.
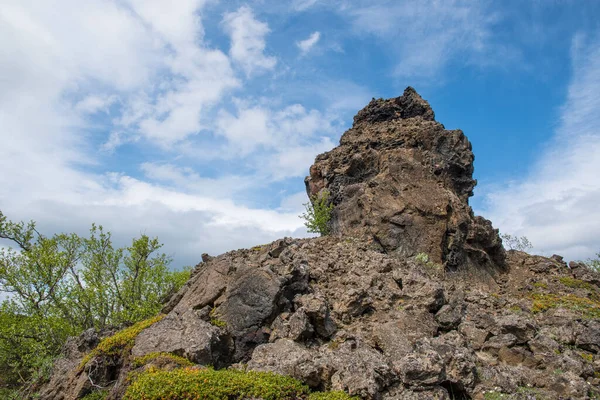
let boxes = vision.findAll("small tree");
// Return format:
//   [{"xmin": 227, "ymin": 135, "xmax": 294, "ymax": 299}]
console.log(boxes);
[
  {"xmin": 300, "ymin": 190, "xmax": 334, "ymax": 236},
  {"xmin": 0, "ymin": 211, "xmax": 190, "ymax": 389},
  {"xmin": 501, "ymin": 233, "xmax": 533, "ymax": 252},
  {"xmin": 586, "ymin": 251, "xmax": 600, "ymax": 273}
]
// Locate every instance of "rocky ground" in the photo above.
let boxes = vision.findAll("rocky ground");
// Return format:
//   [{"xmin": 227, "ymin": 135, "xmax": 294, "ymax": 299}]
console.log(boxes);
[{"xmin": 37, "ymin": 88, "xmax": 600, "ymax": 400}]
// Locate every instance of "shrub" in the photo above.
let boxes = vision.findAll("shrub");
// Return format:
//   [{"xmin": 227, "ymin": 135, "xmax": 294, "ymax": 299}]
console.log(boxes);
[
  {"xmin": 131, "ymin": 352, "xmax": 194, "ymax": 369},
  {"xmin": 123, "ymin": 367, "xmax": 310, "ymax": 400},
  {"xmin": 500, "ymin": 234, "xmax": 532, "ymax": 251},
  {"xmin": 80, "ymin": 314, "xmax": 165, "ymax": 368},
  {"xmin": 300, "ymin": 190, "xmax": 334, "ymax": 236},
  {"xmin": 585, "ymin": 251, "xmax": 600, "ymax": 273}
]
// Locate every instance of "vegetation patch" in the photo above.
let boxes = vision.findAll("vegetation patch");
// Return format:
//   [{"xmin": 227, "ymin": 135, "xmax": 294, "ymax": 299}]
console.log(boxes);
[
  {"xmin": 209, "ymin": 308, "xmax": 227, "ymax": 328},
  {"xmin": 532, "ymin": 282, "xmax": 548, "ymax": 289},
  {"xmin": 80, "ymin": 314, "xmax": 165, "ymax": 368},
  {"xmin": 308, "ymin": 391, "xmax": 358, "ymax": 400},
  {"xmin": 123, "ymin": 367, "xmax": 309, "ymax": 400},
  {"xmin": 81, "ymin": 390, "xmax": 109, "ymax": 400},
  {"xmin": 559, "ymin": 277, "xmax": 597, "ymax": 292},
  {"xmin": 123, "ymin": 367, "xmax": 358, "ymax": 400},
  {"xmin": 530, "ymin": 293, "xmax": 600, "ymax": 319},
  {"xmin": 131, "ymin": 352, "xmax": 194, "ymax": 369}
]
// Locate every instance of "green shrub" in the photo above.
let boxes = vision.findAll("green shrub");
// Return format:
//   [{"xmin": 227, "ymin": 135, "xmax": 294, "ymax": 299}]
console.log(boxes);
[
  {"xmin": 131, "ymin": 352, "xmax": 194, "ymax": 369},
  {"xmin": 500, "ymin": 233, "xmax": 532, "ymax": 251},
  {"xmin": 123, "ymin": 367, "xmax": 310, "ymax": 400},
  {"xmin": 308, "ymin": 391, "xmax": 359, "ymax": 400},
  {"xmin": 81, "ymin": 390, "xmax": 108, "ymax": 400},
  {"xmin": 300, "ymin": 190, "xmax": 334, "ymax": 236},
  {"xmin": 585, "ymin": 251, "xmax": 600, "ymax": 273},
  {"xmin": 80, "ymin": 314, "xmax": 165, "ymax": 368}
]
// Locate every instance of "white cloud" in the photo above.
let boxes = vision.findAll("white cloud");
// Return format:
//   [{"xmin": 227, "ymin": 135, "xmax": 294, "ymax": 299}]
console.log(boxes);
[
  {"xmin": 297, "ymin": 31, "xmax": 321, "ymax": 55},
  {"xmin": 222, "ymin": 6, "xmax": 277, "ymax": 76},
  {"xmin": 0, "ymin": 0, "xmax": 308, "ymax": 268},
  {"xmin": 292, "ymin": 0, "xmax": 319, "ymax": 11},
  {"xmin": 339, "ymin": 0, "xmax": 503, "ymax": 78},
  {"xmin": 480, "ymin": 34, "xmax": 600, "ymax": 261}
]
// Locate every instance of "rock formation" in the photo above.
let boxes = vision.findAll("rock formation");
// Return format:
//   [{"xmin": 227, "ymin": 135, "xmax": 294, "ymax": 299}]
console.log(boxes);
[
  {"xmin": 37, "ymin": 89, "xmax": 600, "ymax": 400},
  {"xmin": 305, "ymin": 87, "xmax": 504, "ymax": 271}
]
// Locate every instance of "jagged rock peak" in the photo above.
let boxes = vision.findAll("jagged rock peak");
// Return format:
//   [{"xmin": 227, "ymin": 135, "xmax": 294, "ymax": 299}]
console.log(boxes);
[
  {"xmin": 306, "ymin": 87, "xmax": 505, "ymax": 270},
  {"xmin": 353, "ymin": 86, "xmax": 435, "ymax": 126}
]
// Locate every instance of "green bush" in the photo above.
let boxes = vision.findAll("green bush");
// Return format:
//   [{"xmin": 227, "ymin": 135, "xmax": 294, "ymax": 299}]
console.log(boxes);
[
  {"xmin": 80, "ymin": 314, "xmax": 165, "ymax": 368},
  {"xmin": 586, "ymin": 251, "xmax": 600, "ymax": 273},
  {"xmin": 300, "ymin": 190, "xmax": 334, "ymax": 236},
  {"xmin": 131, "ymin": 352, "xmax": 194, "ymax": 369},
  {"xmin": 123, "ymin": 367, "xmax": 310, "ymax": 400}
]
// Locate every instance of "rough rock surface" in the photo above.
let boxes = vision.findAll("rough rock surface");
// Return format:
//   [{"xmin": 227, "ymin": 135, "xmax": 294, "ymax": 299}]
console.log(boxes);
[
  {"xmin": 305, "ymin": 87, "xmax": 505, "ymax": 271},
  {"xmin": 37, "ymin": 89, "xmax": 600, "ymax": 400}
]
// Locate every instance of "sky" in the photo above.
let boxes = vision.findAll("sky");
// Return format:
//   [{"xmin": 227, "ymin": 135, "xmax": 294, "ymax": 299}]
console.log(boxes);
[{"xmin": 0, "ymin": 0, "xmax": 599, "ymax": 268}]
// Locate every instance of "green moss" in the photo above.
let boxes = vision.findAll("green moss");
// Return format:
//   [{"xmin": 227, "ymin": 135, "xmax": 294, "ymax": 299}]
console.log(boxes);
[
  {"xmin": 123, "ymin": 367, "xmax": 356, "ymax": 400},
  {"xmin": 532, "ymin": 282, "xmax": 548, "ymax": 289},
  {"xmin": 483, "ymin": 391, "xmax": 507, "ymax": 400},
  {"xmin": 123, "ymin": 367, "xmax": 310, "ymax": 400},
  {"xmin": 509, "ymin": 305, "xmax": 522, "ymax": 313},
  {"xmin": 81, "ymin": 390, "xmax": 108, "ymax": 400},
  {"xmin": 80, "ymin": 314, "xmax": 165, "ymax": 368},
  {"xmin": 131, "ymin": 352, "xmax": 194, "ymax": 369},
  {"xmin": 530, "ymin": 293, "xmax": 600, "ymax": 319},
  {"xmin": 308, "ymin": 391, "xmax": 359, "ymax": 400},
  {"xmin": 208, "ymin": 307, "xmax": 227, "ymax": 328},
  {"xmin": 580, "ymin": 352, "xmax": 594, "ymax": 362},
  {"xmin": 559, "ymin": 277, "xmax": 596, "ymax": 291}
]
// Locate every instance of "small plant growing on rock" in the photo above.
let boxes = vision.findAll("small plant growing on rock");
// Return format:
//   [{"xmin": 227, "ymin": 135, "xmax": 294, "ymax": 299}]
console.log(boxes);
[
  {"xmin": 300, "ymin": 190, "xmax": 334, "ymax": 236},
  {"xmin": 500, "ymin": 233, "xmax": 533, "ymax": 251}
]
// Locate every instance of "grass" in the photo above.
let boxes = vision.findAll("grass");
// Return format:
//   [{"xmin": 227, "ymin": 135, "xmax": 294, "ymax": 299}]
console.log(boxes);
[
  {"xmin": 123, "ymin": 367, "xmax": 358, "ymax": 400},
  {"xmin": 530, "ymin": 293, "xmax": 600, "ymax": 319},
  {"xmin": 559, "ymin": 277, "xmax": 597, "ymax": 291},
  {"xmin": 209, "ymin": 307, "xmax": 227, "ymax": 328},
  {"xmin": 532, "ymin": 282, "xmax": 548, "ymax": 289},
  {"xmin": 131, "ymin": 352, "xmax": 194, "ymax": 369},
  {"xmin": 81, "ymin": 390, "xmax": 108, "ymax": 400},
  {"xmin": 80, "ymin": 314, "xmax": 166, "ymax": 368}
]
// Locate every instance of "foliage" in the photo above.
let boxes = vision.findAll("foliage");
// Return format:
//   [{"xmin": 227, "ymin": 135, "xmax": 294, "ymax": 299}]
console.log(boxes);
[
  {"xmin": 300, "ymin": 190, "xmax": 334, "ymax": 236},
  {"xmin": 308, "ymin": 391, "xmax": 359, "ymax": 400},
  {"xmin": 132, "ymin": 352, "xmax": 194, "ymax": 369},
  {"xmin": 585, "ymin": 251, "xmax": 600, "ymax": 273},
  {"xmin": 414, "ymin": 252, "xmax": 443, "ymax": 270},
  {"xmin": 559, "ymin": 277, "xmax": 597, "ymax": 292},
  {"xmin": 530, "ymin": 293, "xmax": 600, "ymax": 319},
  {"xmin": 80, "ymin": 314, "xmax": 165, "ymax": 368},
  {"xmin": 0, "ymin": 210, "xmax": 189, "ymax": 388},
  {"xmin": 123, "ymin": 367, "xmax": 311, "ymax": 400},
  {"xmin": 500, "ymin": 234, "xmax": 532, "ymax": 251},
  {"xmin": 81, "ymin": 390, "xmax": 109, "ymax": 400}
]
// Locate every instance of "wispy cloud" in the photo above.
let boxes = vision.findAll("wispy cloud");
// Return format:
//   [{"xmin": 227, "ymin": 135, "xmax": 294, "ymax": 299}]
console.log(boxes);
[
  {"xmin": 337, "ymin": 0, "xmax": 506, "ymax": 78},
  {"xmin": 480, "ymin": 33, "xmax": 600, "ymax": 260},
  {"xmin": 222, "ymin": 6, "xmax": 277, "ymax": 77},
  {"xmin": 297, "ymin": 31, "xmax": 321, "ymax": 55}
]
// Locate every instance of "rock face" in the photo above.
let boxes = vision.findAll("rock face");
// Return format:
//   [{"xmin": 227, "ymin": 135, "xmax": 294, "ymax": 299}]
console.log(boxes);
[
  {"xmin": 305, "ymin": 87, "xmax": 505, "ymax": 270},
  {"xmin": 37, "ymin": 89, "xmax": 600, "ymax": 400}
]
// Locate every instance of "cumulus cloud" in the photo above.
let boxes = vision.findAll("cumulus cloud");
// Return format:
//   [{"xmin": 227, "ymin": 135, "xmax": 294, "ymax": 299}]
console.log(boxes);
[
  {"xmin": 0, "ymin": 0, "xmax": 308, "ymax": 268},
  {"xmin": 479, "ymin": 34, "xmax": 600, "ymax": 260},
  {"xmin": 297, "ymin": 31, "xmax": 321, "ymax": 55},
  {"xmin": 222, "ymin": 6, "xmax": 277, "ymax": 76}
]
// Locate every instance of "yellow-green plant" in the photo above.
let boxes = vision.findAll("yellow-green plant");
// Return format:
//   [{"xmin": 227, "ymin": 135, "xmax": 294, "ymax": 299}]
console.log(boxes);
[
  {"xmin": 131, "ymin": 352, "xmax": 194, "ymax": 369},
  {"xmin": 300, "ymin": 190, "xmax": 334, "ymax": 236},
  {"xmin": 80, "ymin": 314, "xmax": 165, "ymax": 368}
]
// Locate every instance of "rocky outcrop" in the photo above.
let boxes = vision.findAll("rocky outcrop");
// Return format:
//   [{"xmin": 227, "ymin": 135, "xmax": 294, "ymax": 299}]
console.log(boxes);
[
  {"xmin": 37, "ymin": 89, "xmax": 600, "ymax": 400},
  {"xmin": 305, "ymin": 87, "xmax": 505, "ymax": 271}
]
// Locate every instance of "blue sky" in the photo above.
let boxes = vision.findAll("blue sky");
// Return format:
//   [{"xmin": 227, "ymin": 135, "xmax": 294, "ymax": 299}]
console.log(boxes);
[{"xmin": 1, "ymin": 0, "xmax": 599, "ymax": 267}]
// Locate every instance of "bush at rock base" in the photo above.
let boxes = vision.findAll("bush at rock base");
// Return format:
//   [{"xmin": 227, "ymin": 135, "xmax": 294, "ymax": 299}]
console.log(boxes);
[
  {"xmin": 131, "ymin": 352, "xmax": 194, "ymax": 369},
  {"xmin": 123, "ymin": 367, "xmax": 357, "ymax": 400},
  {"xmin": 80, "ymin": 315, "xmax": 165, "ymax": 368}
]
